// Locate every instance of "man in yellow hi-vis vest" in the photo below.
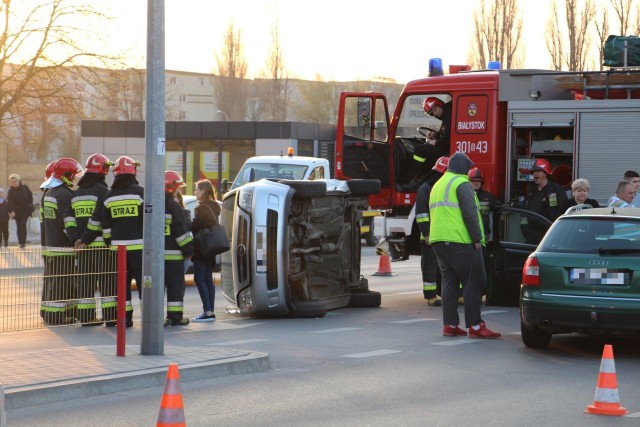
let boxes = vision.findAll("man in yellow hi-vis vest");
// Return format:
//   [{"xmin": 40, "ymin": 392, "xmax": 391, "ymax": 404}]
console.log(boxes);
[{"xmin": 429, "ymin": 153, "xmax": 501, "ymax": 339}]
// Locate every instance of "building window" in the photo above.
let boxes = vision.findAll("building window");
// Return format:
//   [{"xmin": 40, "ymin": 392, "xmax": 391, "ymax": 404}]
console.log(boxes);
[
  {"xmin": 179, "ymin": 94, "xmax": 186, "ymax": 102},
  {"xmin": 169, "ymin": 76, "xmax": 177, "ymax": 85},
  {"xmin": 179, "ymin": 111, "xmax": 186, "ymax": 120}
]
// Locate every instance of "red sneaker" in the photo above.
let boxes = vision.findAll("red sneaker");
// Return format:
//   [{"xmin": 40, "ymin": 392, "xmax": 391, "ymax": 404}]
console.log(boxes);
[
  {"xmin": 468, "ymin": 322, "xmax": 501, "ymax": 339},
  {"xmin": 442, "ymin": 325, "xmax": 467, "ymax": 337}
]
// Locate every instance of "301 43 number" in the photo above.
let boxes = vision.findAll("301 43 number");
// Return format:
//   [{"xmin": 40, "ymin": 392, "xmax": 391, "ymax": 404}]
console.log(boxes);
[{"xmin": 456, "ymin": 140, "xmax": 488, "ymax": 154}]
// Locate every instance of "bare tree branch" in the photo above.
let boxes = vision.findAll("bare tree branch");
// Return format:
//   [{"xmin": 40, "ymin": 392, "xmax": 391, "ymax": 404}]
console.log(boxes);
[{"xmin": 470, "ymin": 0, "xmax": 524, "ymax": 69}]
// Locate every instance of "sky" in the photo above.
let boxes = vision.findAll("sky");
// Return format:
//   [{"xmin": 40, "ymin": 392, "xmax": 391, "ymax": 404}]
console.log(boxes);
[{"xmin": 18, "ymin": 0, "xmax": 591, "ymax": 83}]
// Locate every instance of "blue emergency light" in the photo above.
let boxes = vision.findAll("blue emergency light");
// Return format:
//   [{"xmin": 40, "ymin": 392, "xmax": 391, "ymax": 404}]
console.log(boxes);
[{"xmin": 428, "ymin": 58, "xmax": 444, "ymax": 77}]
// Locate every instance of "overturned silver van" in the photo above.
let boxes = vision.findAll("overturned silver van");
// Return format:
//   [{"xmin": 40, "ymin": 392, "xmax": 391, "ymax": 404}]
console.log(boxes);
[{"xmin": 220, "ymin": 178, "xmax": 381, "ymax": 317}]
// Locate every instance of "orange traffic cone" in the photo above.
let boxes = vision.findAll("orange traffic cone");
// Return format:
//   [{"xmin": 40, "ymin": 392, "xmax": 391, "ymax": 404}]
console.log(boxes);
[
  {"xmin": 372, "ymin": 254, "xmax": 396, "ymax": 277},
  {"xmin": 585, "ymin": 344, "xmax": 628, "ymax": 416},
  {"xmin": 157, "ymin": 363, "xmax": 186, "ymax": 427}
]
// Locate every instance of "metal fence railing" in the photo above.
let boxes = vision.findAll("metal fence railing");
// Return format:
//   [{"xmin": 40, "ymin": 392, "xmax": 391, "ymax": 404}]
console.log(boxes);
[{"xmin": 0, "ymin": 246, "xmax": 118, "ymax": 333}]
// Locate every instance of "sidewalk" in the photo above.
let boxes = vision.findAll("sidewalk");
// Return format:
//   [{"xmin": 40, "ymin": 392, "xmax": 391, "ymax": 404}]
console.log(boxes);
[{"xmin": 0, "ymin": 325, "xmax": 271, "ymax": 411}]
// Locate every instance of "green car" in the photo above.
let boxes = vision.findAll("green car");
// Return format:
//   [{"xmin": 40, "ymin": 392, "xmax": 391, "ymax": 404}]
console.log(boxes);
[{"xmin": 520, "ymin": 206, "xmax": 640, "ymax": 349}]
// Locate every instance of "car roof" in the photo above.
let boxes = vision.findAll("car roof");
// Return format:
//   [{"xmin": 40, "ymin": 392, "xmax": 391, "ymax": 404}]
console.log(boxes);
[{"xmin": 562, "ymin": 206, "xmax": 640, "ymax": 218}]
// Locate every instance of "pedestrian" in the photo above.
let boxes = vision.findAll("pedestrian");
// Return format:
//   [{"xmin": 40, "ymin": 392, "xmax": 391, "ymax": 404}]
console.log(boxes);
[
  {"xmin": 163, "ymin": 171, "xmax": 194, "ymax": 327},
  {"xmin": 415, "ymin": 156, "xmax": 448, "ymax": 306},
  {"xmin": 99, "ymin": 155, "xmax": 143, "ymax": 327},
  {"xmin": 522, "ymin": 158, "xmax": 568, "ymax": 244},
  {"xmin": 622, "ymin": 170, "xmax": 640, "ymax": 207},
  {"xmin": 41, "ymin": 158, "xmax": 83, "ymax": 326},
  {"xmin": 0, "ymin": 187, "xmax": 9, "ymax": 247},
  {"xmin": 607, "ymin": 181, "xmax": 635, "ymax": 208},
  {"xmin": 559, "ymin": 178, "xmax": 600, "ymax": 213},
  {"xmin": 7, "ymin": 173, "xmax": 34, "ymax": 248},
  {"xmin": 191, "ymin": 179, "xmax": 221, "ymax": 322},
  {"xmin": 66, "ymin": 154, "xmax": 115, "ymax": 326},
  {"xmin": 429, "ymin": 152, "xmax": 500, "ymax": 339}
]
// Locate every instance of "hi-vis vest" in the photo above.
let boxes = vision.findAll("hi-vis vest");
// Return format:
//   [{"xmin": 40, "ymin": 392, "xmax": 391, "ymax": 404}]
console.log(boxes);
[{"xmin": 429, "ymin": 171, "xmax": 485, "ymax": 245}]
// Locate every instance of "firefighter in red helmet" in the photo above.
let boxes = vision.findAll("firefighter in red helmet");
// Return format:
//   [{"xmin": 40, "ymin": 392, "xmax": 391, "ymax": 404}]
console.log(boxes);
[
  {"xmin": 41, "ymin": 158, "xmax": 83, "ymax": 325},
  {"xmin": 523, "ymin": 158, "xmax": 567, "ymax": 244},
  {"xmin": 66, "ymin": 153, "xmax": 115, "ymax": 325},
  {"xmin": 98, "ymin": 155, "xmax": 143, "ymax": 327},
  {"xmin": 415, "ymin": 156, "xmax": 449, "ymax": 306},
  {"xmin": 410, "ymin": 96, "xmax": 452, "ymax": 187},
  {"xmin": 163, "ymin": 170, "xmax": 193, "ymax": 327},
  {"xmin": 468, "ymin": 167, "xmax": 500, "ymax": 244}
]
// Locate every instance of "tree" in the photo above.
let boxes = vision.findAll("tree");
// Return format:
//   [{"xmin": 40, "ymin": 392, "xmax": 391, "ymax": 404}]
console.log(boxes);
[
  {"xmin": 0, "ymin": 0, "xmax": 119, "ymax": 161},
  {"xmin": 546, "ymin": 0, "xmax": 595, "ymax": 71},
  {"xmin": 213, "ymin": 21, "xmax": 249, "ymax": 121},
  {"xmin": 595, "ymin": 5, "xmax": 610, "ymax": 70},
  {"xmin": 610, "ymin": 0, "xmax": 635, "ymax": 35},
  {"xmin": 290, "ymin": 75, "xmax": 340, "ymax": 124},
  {"xmin": 469, "ymin": 0, "xmax": 524, "ymax": 69},
  {"xmin": 257, "ymin": 15, "xmax": 289, "ymax": 121}
]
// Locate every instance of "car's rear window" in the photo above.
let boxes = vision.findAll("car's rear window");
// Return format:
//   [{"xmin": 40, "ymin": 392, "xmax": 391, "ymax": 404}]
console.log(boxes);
[{"xmin": 539, "ymin": 217, "xmax": 640, "ymax": 254}]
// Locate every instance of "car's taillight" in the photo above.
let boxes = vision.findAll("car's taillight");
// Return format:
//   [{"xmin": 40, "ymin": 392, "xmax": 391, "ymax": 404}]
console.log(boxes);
[{"xmin": 522, "ymin": 256, "xmax": 540, "ymax": 286}]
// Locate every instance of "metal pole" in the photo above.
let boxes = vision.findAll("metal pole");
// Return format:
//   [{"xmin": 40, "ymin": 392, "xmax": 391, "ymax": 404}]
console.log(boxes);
[{"xmin": 141, "ymin": 0, "xmax": 165, "ymax": 355}]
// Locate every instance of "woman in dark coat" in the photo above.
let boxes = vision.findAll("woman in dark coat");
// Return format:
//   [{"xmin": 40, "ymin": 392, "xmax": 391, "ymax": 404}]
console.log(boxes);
[
  {"xmin": 559, "ymin": 178, "xmax": 600, "ymax": 214},
  {"xmin": 7, "ymin": 174, "xmax": 34, "ymax": 248},
  {"xmin": 190, "ymin": 179, "xmax": 221, "ymax": 322}
]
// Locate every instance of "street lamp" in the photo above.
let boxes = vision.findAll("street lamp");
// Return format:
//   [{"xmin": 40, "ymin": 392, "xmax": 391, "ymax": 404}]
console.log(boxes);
[{"xmin": 216, "ymin": 109, "xmax": 229, "ymax": 121}]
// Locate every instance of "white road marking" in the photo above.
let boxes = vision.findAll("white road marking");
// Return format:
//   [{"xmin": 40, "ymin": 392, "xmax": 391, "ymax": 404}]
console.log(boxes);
[
  {"xmin": 212, "ymin": 339, "xmax": 271, "ymax": 346},
  {"xmin": 625, "ymin": 412, "xmax": 640, "ymax": 418},
  {"xmin": 433, "ymin": 339, "xmax": 479, "ymax": 346},
  {"xmin": 387, "ymin": 291, "xmax": 423, "ymax": 296},
  {"xmin": 308, "ymin": 327, "xmax": 362, "ymax": 334},
  {"xmin": 390, "ymin": 319, "xmax": 437, "ymax": 324},
  {"xmin": 343, "ymin": 349, "xmax": 402, "ymax": 358},
  {"xmin": 481, "ymin": 310, "xmax": 508, "ymax": 315},
  {"xmin": 509, "ymin": 332, "xmax": 522, "ymax": 335}
]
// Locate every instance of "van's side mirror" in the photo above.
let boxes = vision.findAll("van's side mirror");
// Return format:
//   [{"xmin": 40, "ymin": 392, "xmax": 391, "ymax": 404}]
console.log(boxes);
[
  {"xmin": 220, "ymin": 179, "xmax": 229, "ymax": 194},
  {"xmin": 242, "ymin": 167, "xmax": 256, "ymax": 185}
]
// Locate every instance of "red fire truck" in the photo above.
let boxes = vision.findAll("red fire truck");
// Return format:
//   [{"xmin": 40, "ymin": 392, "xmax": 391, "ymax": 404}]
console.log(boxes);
[{"xmin": 334, "ymin": 63, "xmax": 640, "ymax": 305}]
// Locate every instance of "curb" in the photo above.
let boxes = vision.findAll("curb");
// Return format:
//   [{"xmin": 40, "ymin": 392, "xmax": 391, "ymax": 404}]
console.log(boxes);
[{"xmin": 4, "ymin": 351, "xmax": 271, "ymax": 410}]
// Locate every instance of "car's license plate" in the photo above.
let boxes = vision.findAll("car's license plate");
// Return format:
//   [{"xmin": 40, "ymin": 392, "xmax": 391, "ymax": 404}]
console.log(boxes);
[{"xmin": 570, "ymin": 268, "xmax": 629, "ymax": 285}]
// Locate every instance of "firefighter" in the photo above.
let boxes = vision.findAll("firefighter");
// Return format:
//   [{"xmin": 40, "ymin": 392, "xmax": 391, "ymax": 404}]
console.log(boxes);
[
  {"xmin": 415, "ymin": 156, "xmax": 448, "ymax": 306},
  {"xmin": 163, "ymin": 171, "xmax": 193, "ymax": 327},
  {"xmin": 413, "ymin": 97, "xmax": 452, "ymax": 176},
  {"xmin": 468, "ymin": 167, "xmax": 501, "ymax": 303},
  {"xmin": 429, "ymin": 152, "xmax": 500, "ymax": 339},
  {"xmin": 523, "ymin": 158, "xmax": 567, "ymax": 244},
  {"xmin": 66, "ymin": 153, "xmax": 115, "ymax": 326},
  {"xmin": 100, "ymin": 155, "xmax": 143, "ymax": 327},
  {"xmin": 41, "ymin": 158, "xmax": 83, "ymax": 326},
  {"xmin": 468, "ymin": 167, "xmax": 501, "ymax": 243}
]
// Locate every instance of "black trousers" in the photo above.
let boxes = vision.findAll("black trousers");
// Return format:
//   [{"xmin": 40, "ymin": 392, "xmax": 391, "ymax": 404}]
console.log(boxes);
[
  {"xmin": 0, "ymin": 220, "xmax": 8, "ymax": 244},
  {"xmin": 76, "ymin": 248, "xmax": 117, "ymax": 322},
  {"xmin": 41, "ymin": 254, "xmax": 77, "ymax": 325},
  {"xmin": 14, "ymin": 215, "xmax": 29, "ymax": 246},
  {"xmin": 165, "ymin": 261, "xmax": 186, "ymax": 322}
]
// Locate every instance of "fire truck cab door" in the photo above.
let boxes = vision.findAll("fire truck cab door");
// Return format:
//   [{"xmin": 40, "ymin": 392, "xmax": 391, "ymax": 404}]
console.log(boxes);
[
  {"xmin": 335, "ymin": 93, "xmax": 390, "ymax": 193},
  {"xmin": 488, "ymin": 206, "xmax": 551, "ymax": 306}
]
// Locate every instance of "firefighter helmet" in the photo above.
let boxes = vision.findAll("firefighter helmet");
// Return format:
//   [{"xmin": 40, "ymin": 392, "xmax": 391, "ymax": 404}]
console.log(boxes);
[
  {"xmin": 468, "ymin": 167, "xmax": 484, "ymax": 182},
  {"xmin": 423, "ymin": 97, "xmax": 445, "ymax": 116},
  {"xmin": 432, "ymin": 156, "xmax": 450, "ymax": 174},
  {"xmin": 113, "ymin": 156, "xmax": 140, "ymax": 176},
  {"xmin": 85, "ymin": 153, "xmax": 113, "ymax": 175},
  {"xmin": 530, "ymin": 158, "xmax": 552, "ymax": 175},
  {"xmin": 164, "ymin": 170, "xmax": 186, "ymax": 193},
  {"xmin": 52, "ymin": 158, "xmax": 83, "ymax": 186},
  {"xmin": 45, "ymin": 161, "xmax": 56, "ymax": 179}
]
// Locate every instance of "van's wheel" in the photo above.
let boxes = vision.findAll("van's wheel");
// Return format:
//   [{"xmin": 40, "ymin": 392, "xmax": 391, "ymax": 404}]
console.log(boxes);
[
  {"xmin": 289, "ymin": 301, "xmax": 327, "ymax": 318},
  {"xmin": 349, "ymin": 291, "xmax": 381, "ymax": 308},
  {"xmin": 520, "ymin": 320, "xmax": 552, "ymax": 349},
  {"xmin": 347, "ymin": 179, "xmax": 381, "ymax": 195},
  {"xmin": 282, "ymin": 180, "xmax": 327, "ymax": 198}
]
